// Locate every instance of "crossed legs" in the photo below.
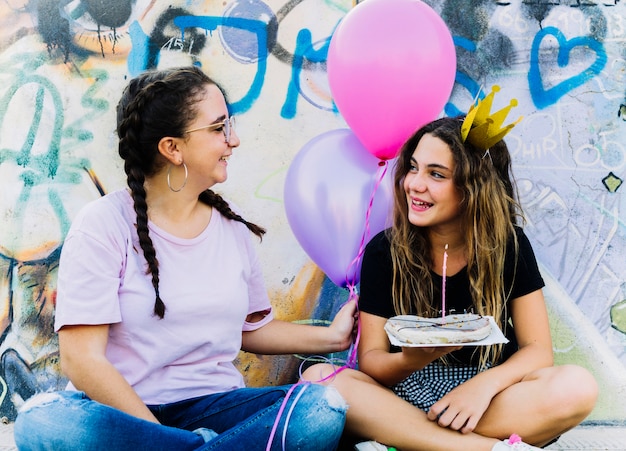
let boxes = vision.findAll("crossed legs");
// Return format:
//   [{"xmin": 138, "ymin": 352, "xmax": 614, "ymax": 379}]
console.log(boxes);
[{"xmin": 303, "ymin": 363, "xmax": 597, "ymax": 451}]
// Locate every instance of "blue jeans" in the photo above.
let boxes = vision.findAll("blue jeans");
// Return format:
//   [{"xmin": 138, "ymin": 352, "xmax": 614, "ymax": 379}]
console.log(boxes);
[{"xmin": 14, "ymin": 383, "xmax": 347, "ymax": 450}]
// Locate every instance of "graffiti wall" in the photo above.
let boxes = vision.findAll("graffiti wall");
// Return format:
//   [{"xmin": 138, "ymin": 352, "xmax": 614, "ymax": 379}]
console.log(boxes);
[{"xmin": 0, "ymin": 0, "xmax": 624, "ymax": 424}]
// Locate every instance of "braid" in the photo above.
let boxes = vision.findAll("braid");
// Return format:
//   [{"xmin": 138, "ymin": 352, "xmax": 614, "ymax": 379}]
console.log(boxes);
[
  {"xmin": 116, "ymin": 66, "xmax": 214, "ymax": 319},
  {"xmin": 118, "ymin": 82, "xmax": 167, "ymax": 318},
  {"xmin": 127, "ymin": 167, "xmax": 166, "ymax": 318},
  {"xmin": 199, "ymin": 190, "xmax": 266, "ymax": 239}
]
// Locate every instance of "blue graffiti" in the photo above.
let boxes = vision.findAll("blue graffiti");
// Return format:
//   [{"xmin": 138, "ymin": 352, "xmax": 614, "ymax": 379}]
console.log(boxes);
[
  {"xmin": 126, "ymin": 10, "xmax": 335, "ymax": 119},
  {"xmin": 444, "ymin": 36, "xmax": 483, "ymax": 117},
  {"xmin": 281, "ymin": 29, "xmax": 333, "ymax": 119},
  {"xmin": 528, "ymin": 26, "xmax": 607, "ymax": 110},
  {"xmin": 221, "ymin": 0, "xmax": 277, "ymax": 64},
  {"xmin": 0, "ymin": 72, "xmax": 91, "ymax": 238},
  {"xmin": 127, "ymin": 14, "xmax": 270, "ymax": 114},
  {"xmin": 127, "ymin": 21, "xmax": 153, "ymax": 78},
  {"xmin": 174, "ymin": 15, "xmax": 268, "ymax": 115},
  {"xmin": 0, "ymin": 75, "xmax": 63, "ymax": 179}
]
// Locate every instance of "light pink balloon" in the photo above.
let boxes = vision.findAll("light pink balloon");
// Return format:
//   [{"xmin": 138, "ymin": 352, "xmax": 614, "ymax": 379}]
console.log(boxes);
[
  {"xmin": 284, "ymin": 129, "xmax": 395, "ymax": 288},
  {"xmin": 328, "ymin": 0, "xmax": 456, "ymax": 160}
]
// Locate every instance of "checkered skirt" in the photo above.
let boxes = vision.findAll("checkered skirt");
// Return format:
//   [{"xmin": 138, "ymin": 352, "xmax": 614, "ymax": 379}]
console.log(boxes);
[{"xmin": 391, "ymin": 361, "xmax": 488, "ymax": 412}]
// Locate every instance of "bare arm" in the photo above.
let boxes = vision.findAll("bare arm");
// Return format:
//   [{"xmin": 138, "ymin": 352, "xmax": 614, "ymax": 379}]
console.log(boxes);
[
  {"xmin": 58, "ymin": 324, "xmax": 160, "ymax": 423},
  {"xmin": 357, "ymin": 311, "xmax": 460, "ymax": 387},
  {"xmin": 241, "ymin": 299, "xmax": 357, "ymax": 355},
  {"xmin": 466, "ymin": 288, "xmax": 553, "ymax": 393},
  {"xmin": 452, "ymin": 288, "xmax": 553, "ymax": 397}
]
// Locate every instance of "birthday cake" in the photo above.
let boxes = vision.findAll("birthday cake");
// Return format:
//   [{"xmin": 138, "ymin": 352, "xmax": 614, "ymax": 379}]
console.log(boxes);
[{"xmin": 384, "ymin": 313, "xmax": 492, "ymax": 345}]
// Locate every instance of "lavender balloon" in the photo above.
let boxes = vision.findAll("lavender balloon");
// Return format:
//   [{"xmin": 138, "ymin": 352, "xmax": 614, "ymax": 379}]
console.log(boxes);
[{"xmin": 284, "ymin": 129, "xmax": 395, "ymax": 288}]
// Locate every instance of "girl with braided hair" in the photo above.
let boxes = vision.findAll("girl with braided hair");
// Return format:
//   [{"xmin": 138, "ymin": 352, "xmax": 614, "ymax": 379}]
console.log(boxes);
[{"xmin": 14, "ymin": 66, "xmax": 357, "ymax": 450}]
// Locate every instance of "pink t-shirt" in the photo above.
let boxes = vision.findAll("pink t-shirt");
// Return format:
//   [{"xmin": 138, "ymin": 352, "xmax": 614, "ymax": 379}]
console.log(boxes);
[{"xmin": 54, "ymin": 189, "xmax": 273, "ymax": 404}]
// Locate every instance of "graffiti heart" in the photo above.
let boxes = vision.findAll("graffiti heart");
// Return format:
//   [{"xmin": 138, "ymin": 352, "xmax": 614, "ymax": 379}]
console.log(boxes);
[{"xmin": 528, "ymin": 26, "xmax": 606, "ymax": 110}]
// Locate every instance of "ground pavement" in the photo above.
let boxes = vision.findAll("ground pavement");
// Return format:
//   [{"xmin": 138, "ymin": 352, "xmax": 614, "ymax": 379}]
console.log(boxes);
[{"xmin": 0, "ymin": 421, "xmax": 624, "ymax": 450}]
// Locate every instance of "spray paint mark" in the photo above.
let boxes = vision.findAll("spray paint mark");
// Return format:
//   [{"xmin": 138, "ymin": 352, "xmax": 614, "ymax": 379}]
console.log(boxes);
[
  {"xmin": 602, "ymin": 172, "xmax": 622, "ymax": 193},
  {"xmin": 520, "ymin": 2, "xmax": 554, "ymax": 25},
  {"xmin": 173, "ymin": 15, "xmax": 269, "ymax": 114},
  {"xmin": 37, "ymin": 0, "xmax": 72, "ymax": 62},
  {"xmin": 445, "ymin": 36, "xmax": 482, "ymax": 117},
  {"xmin": 440, "ymin": 0, "xmax": 495, "ymax": 43},
  {"xmin": 610, "ymin": 298, "xmax": 626, "ymax": 335},
  {"xmin": 281, "ymin": 29, "xmax": 333, "ymax": 119},
  {"xmin": 221, "ymin": 0, "xmax": 278, "ymax": 64},
  {"xmin": 150, "ymin": 8, "xmax": 208, "ymax": 69},
  {"xmin": 528, "ymin": 26, "xmax": 607, "ymax": 109},
  {"xmin": 127, "ymin": 20, "xmax": 151, "ymax": 75},
  {"xmin": 0, "ymin": 74, "xmax": 64, "ymax": 178}
]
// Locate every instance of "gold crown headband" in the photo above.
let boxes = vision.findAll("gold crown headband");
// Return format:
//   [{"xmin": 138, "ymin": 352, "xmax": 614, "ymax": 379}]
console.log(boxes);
[{"xmin": 461, "ymin": 85, "xmax": 522, "ymax": 150}]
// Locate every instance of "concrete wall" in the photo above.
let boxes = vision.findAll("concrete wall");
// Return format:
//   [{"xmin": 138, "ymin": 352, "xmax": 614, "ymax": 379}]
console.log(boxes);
[{"xmin": 0, "ymin": 0, "xmax": 624, "ymax": 424}]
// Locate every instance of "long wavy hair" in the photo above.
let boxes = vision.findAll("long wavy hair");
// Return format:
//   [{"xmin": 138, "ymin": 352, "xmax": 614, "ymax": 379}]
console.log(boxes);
[
  {"xmin": 389, "ymin": 116, "xmax": 522, "ymax": 365},
  {"xmin": 116, "ymin": 66, "xmax": 265, "ymax": 319}
]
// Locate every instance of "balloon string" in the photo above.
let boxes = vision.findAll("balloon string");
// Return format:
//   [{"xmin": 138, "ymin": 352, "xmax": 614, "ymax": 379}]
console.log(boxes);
[
  {"xmin": 265, "ymin": 382, "xmax": 306, "ymax": 451},
  {"xmin": 265, "ymin": 160, "xmax": 389, "ymax": 451},
  {"xmin": 344, "ymin": 160, "xmax": 389, "ymax": 287},
  {"xmin": 265, "ymin": 290, "xmax": 361, "ymax": 450},
  {"xmin": 343, "ymin": 285, "xmax": 360, "ymax": 369},
  {"xmin": 342, "ymin": 160, "xmax": 388, "ymax": 369},
  {"xmin": 280, "ymin": 382, "xmax": 309, "ymax": 449},
  {"xmin": 266, "ymin": 355, "xmax": 347, "ymax": 451},
  {"xmin": 267, "ymin": 287, "xmax": 361, "ymax": 451}
]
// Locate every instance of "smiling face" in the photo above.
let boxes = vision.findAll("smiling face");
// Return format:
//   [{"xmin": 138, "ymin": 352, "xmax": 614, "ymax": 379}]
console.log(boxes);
[
  {"xmin": 403, "ymin": 133, "xmax": 463, "ymax": 233},
  {"xmin": 180, "ymin": 84, "xmax": 240, "ymax": 190}
]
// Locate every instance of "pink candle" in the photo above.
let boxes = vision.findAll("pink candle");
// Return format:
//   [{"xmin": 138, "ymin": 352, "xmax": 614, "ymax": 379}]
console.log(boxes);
[{"xmin": 442, "ymin": 244, "xmax": 448, "ymax": 321}]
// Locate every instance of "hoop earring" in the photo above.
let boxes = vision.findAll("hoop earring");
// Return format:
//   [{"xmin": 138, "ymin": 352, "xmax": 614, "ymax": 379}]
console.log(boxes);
[{"xmin": 167, "ymin": 162, "xmax": 188, "ymax": 192}]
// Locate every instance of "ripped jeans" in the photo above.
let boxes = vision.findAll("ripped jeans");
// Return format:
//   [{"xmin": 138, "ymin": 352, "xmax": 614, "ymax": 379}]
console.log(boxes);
[{"xmin": 14, "ymin": 383, "xmax": 347, "ymax": 451}]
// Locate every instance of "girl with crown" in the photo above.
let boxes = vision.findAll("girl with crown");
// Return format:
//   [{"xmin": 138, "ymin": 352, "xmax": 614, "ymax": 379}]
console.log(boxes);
[{"xmin": 307, "ymin": 89, "xmax": 598, "ymax": 450}]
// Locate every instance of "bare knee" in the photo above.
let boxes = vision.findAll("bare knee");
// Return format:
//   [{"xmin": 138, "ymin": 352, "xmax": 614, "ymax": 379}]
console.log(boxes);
[
  {"xmin": 302, "ymin": 364, "xmax": 375, "ymax": 385},
  {"xmin": 301, "ymin": 363, "xmax": 338, "ymax": 384},
  {"xmin": 561, "ymin": 365, "xmax": 598, "ymax": 412},
  {"xmin": 544, "ymin": 365, "xmax": 598, "ymax": 421}
]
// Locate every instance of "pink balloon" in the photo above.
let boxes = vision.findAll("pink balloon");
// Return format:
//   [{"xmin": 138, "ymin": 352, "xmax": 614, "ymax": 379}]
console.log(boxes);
[
  {"xmin": 284, "ymin": 129, "xmax": 394, "ymax": 288},
  {"xmin": 328, "ymin": 0, "xmax": 456, "ymax": 160}
]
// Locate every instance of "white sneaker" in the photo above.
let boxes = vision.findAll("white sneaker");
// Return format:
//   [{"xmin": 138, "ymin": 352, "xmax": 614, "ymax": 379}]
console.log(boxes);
[
  {"xmin": 354, "ymin": 441, "xmax": 393, "ymax": 451},
  {"xmin": 492, "ymin": 434, "xmax": 542, "ymax": 450}
]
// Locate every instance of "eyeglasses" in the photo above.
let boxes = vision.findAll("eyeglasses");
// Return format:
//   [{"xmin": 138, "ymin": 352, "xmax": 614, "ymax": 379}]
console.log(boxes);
[{"xmin": 184, "ymin": 116, "xmax": 236, "ymax": 142}]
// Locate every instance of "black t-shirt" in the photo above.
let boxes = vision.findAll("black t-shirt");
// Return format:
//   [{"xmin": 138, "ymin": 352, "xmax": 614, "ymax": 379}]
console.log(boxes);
[{"xmin": 358, "ymin": 227, "xmax": 545, "ymax": 365}]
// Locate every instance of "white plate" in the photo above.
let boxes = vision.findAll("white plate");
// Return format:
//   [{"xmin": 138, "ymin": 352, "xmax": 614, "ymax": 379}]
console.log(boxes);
[{"xmin": 385, "ymin": 315, "xmax": 509, "ymax": 347}]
